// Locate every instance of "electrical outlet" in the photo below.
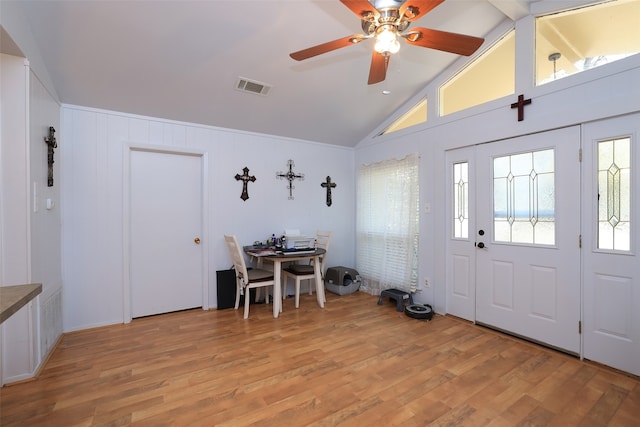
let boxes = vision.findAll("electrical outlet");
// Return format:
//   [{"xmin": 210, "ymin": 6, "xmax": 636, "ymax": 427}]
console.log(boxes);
[{"xmin": 424, "ymin": 278, "xmax": 431, "ymax": 288}]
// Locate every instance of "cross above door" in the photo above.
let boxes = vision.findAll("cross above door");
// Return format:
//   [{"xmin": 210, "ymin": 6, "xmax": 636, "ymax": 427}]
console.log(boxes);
[{"xmin": 510, "ymin": 94, "xmax": 532, "ymax": 122}]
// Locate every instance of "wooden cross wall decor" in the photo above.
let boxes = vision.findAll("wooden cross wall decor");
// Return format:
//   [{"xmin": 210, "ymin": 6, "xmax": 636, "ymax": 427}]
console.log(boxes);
[
  {"xmin": 44, "ymin": 126, "xmax": 57, "ymax": 186},
  {"xmin": 510, "ymin": 94, "xmax": 532, "ymax": 121},
  {"xmin": 234, "ymin": 166, "xmax": 256, "ymax": 201},
  {"xmin": 276, "ymin": 159, "xmax": 304, "ymax": 200},
  {"xmin": 321, "ymin": 176, "xmax": 337, "ymax": 207}
]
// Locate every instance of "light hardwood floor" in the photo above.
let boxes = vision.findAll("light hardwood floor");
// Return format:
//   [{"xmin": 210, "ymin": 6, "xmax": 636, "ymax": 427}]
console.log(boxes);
[{"xmin": 1, "ymin": 291, "xmax": 639, "ymax": 426}]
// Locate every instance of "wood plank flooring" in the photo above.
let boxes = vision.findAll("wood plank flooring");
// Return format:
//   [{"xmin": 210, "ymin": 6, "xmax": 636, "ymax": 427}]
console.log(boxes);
[{"xmin": 1, "ymin": 291, "xmax": 639, "ymax": 426}]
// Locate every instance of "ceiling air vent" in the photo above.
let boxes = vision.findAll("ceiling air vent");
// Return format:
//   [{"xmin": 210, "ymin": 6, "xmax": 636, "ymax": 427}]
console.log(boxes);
[{"xmin": 235, "ymin": 77, "xmax": 272, "ymax": 96}]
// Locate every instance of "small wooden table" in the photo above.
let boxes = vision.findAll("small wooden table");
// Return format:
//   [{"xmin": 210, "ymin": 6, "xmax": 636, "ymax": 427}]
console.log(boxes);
[
  {"xmin": 248, "ymin": 249, "xmax": 326, "ymax": 317},
  {"xmin": 0, "ymin": 283, "xmax": 42, "ymax": 324}
]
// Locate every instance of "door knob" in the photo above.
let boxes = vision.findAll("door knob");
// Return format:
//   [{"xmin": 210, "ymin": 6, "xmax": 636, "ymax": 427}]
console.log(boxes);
[
  {"xmin": 194, "ymin": 237, "xmax": 201, "ymax": 244},
  {"xmin": 477, "ymin": 242, "xmax": 485, "ymax": 249}
]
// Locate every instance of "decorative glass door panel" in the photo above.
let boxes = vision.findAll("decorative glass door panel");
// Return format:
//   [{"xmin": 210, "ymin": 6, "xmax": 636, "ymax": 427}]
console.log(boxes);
[
  {"xmin": 493, "ymin": 149, "xmax": 555, "ymax": 245},
  {"xmin": 598, "ymin": 137, "xmax": 631, "ymax": 251},
  {"xmin": 453, "ymin": 162, "xmax": 469, "ymax": 239}
]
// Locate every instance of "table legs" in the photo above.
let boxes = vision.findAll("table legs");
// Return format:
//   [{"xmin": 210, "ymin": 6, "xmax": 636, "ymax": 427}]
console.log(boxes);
[
  {"xmin": 313, "ymin": 255, "xmax": 325, "ymax": 307},
  {"xmin": 269, "ymin": 255, "xmax": 325, "ymax": 318},
  {"xmin": 273, "ymin": 260, "xmax": 282, "ymax": 317}
]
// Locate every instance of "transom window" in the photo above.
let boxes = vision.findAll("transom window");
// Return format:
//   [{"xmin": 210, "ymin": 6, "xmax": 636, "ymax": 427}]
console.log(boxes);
[
  {"xmin": 440, "ymin": 30, "xmax": 514, "ymax": 116},
  {"xmin": 536, "ymin": 0, "xmax": 640, "ymax": 85},
  {"xmin": 380, "ymin": 98, "xmax": 427, "ymax": 135}
]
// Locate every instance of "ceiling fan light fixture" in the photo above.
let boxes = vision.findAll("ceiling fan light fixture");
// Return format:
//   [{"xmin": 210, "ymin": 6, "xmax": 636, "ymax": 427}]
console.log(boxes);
[
  {"xmin": 289, "ymin": 0, "xmax": 484, "ymax": 84},
  {"xmin": 374, "ymin": 26, "xmax": 400, "ymax": 55}
]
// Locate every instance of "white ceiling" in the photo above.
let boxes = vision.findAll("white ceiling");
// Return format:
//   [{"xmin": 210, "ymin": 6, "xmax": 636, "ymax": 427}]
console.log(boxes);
[{"xmin": 6, "ymin": 0, "xmax": 532, "ymax": 147}]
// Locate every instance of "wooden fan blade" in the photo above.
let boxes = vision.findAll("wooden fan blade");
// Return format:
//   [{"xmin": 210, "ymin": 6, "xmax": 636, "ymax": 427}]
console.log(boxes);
[
  {"xmin": 400, "ymin": 0, "xmax": 445, "ymax": 22},
  {"xmin": 340, "ymin": 0, "xmax": 380, "ymax": 21},
  {"xmin": 368, "ymin": 51, "xmax": 389, "ymax": 85},
  {"xmin": 403, "ymin": 27, "xmax": 484, "ymax": 56},
  {"xmin": 290, "ymin": 34, "xmax": 366, "ymax": 61}
]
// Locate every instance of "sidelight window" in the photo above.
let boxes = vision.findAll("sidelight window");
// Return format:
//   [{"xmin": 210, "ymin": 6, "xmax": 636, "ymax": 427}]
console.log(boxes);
[
  {"xmin": 598, "ymin": 137, "xmax": 631, "ymax": 251},
  {"xmin": 453, "ymin": 162, "xmax": 469, "ymax": 239}
]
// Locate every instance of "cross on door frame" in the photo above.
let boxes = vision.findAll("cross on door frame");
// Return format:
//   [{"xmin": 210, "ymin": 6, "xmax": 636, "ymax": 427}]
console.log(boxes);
[{"xmin": 510, "ymin": 94, "xmax": 532, "ymax": 122}]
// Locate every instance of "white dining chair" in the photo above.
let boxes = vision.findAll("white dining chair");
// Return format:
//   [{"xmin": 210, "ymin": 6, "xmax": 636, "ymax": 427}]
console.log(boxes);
[{"xmin": 224, "ymin": 234, "xmax": 275, "ymax": 319}]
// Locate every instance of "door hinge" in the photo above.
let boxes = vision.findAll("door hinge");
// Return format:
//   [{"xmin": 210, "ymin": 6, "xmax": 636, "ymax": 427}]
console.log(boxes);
[
  {"xmin": 578, "ymin": 148, "xmax": 582, "ymax": 162},
  {"xmin": 578, "ymin": 320, "xmax": 582, "ymax": 334},
  {"xmin": 579, "ymin": 234, "xmax": 582, "ymax": 248}
]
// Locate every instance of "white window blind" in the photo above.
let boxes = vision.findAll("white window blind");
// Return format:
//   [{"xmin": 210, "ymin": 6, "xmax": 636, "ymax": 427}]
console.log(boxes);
[{"xmin": 356, "ymin": 153, "xmax": 419, "ymax": 295}]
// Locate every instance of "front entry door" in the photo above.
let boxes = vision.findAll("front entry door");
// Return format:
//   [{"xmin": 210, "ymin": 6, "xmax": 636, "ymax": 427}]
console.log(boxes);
[
  {"xmin": 476, "ymin": 127, "xmax": 581, "ymax": 354},
  {"xmin": 447, "ymin": 127, "xmax": 581, "ymax": 354}
]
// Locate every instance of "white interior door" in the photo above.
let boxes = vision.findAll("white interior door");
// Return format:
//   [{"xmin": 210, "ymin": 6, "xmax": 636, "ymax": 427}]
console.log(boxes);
[
  {"xmin": 446, "ymin": 127, "xmax": 581, "ymax": 354},
  {"xmin": 582, "ymin": 113, "xmax": 640, "ymax": 375},
  {"xmin": 130, "ymin": 149, "xmax": 204, "ymax": 318}
]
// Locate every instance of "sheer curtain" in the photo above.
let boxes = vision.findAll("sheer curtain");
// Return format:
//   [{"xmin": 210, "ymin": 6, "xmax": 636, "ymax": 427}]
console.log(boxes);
[{"xmin": 356, "ymin": 153, "xmax": 419, "ymax": 295}]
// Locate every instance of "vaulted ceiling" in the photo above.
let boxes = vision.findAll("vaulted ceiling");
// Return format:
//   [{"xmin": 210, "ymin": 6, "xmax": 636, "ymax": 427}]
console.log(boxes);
[{"xmin": 3, "ymin": 0, "xmax": 532, "ymax": 147}]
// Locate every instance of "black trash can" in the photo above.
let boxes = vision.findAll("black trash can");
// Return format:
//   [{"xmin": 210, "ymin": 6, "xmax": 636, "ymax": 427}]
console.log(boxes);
[{"xmin": 216, "ymin": 268, "xmax": 257, "ymax": 309}]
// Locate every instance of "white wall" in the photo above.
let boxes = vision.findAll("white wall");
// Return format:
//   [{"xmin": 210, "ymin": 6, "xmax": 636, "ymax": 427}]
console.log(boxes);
[
  {"xmin": 0, "ymin": 54, "xmax": 63, "ymax": 385},
  {"xmin": 1, "ymin": 53, "xmax": 36, "ymax": 385},
  {"xmin": 60, "ymin": 106, "xmax": 356, "ymax": 331},
  {"xmin": 0, "ymin": 4, "xmax": 59, "ymax": 102},
  {"xmin": 1, "ymin": 55, "xmax": 30, "ymax": 282},
  {"xmin": 29, "ymin": 68, "xmax": 63, "ymax": 361},
  {"xmin": 2, "ymin": 1, "xmax": 64, "ymax": 383}
]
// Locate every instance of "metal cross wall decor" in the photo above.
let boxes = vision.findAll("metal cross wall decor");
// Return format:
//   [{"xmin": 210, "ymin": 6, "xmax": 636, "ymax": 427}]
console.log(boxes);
[
  {"xmin": 321, "ymin": 176, "xmax": 337, "ymax": 207},
  {"xmin": 276, "ymin": 159, "xmax": 304, "ymax": 200},
  {"xmin": 510, "ymin": 94, "xmax": 532, "ymax": 121},
  {"xmin": 234, "ymin": 166, "xmax": 256, "ymax": 201},
  {"xmin": 44, "ymin": 126, "xmax": 57, "ymax": 186}
]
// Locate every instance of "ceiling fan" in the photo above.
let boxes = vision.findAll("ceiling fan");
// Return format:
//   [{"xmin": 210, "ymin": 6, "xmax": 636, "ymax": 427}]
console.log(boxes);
[{"xmin": 289, "ymin": 0, "xmax": 485, "ymax": 85}]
